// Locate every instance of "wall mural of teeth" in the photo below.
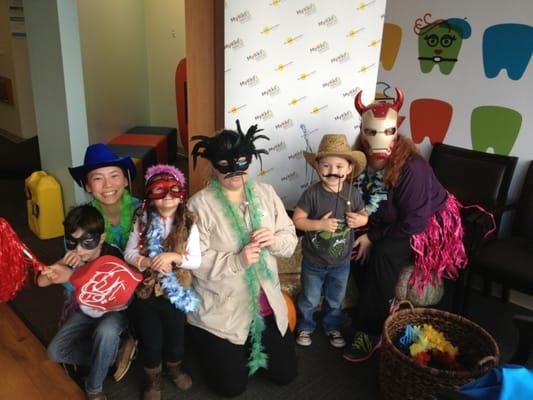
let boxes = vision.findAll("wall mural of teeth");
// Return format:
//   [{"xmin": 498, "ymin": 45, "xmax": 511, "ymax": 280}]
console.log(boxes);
[
  {"xmin": 471, "ymin": 106, "xmax": 522, "ymax": 155},
  {"xmin": 409, "ymin": 98, "xmax": 453, "ymax": 144},
  {"xmin": 377, "ymin": 0, "xmax": 533, "ymax": 205},
  {"xmin": 226, "ymin": 0, "xmax": 386, "ymax": 207},
  {"xmin": 483, "ymin": 23, "xmax": 533, "ymax": 81},
  {"xmin": 414, "ymin": 13, "xmax": 472, "ymax": 75}
]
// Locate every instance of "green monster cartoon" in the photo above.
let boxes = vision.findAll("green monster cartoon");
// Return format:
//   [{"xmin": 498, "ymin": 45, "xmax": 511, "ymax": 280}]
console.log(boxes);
[{"xmin": 415, "ymin": 13, "xmax": 472, "ymax": 75}]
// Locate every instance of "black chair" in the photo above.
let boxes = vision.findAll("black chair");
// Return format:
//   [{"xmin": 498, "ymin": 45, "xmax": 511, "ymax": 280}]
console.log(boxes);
[
  {"xmin": 428, "ymin": 143, "xmax": 518, "ymax": 314},
  {"xmin": 463, "ymin": 160, "xmax": 533, "ymax": 313}
]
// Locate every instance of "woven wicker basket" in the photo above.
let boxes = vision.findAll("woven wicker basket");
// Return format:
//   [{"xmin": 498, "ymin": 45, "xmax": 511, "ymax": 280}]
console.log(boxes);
[{"xmin": 379, "ymin": 301, "xmax": 499, "ymax": 400}]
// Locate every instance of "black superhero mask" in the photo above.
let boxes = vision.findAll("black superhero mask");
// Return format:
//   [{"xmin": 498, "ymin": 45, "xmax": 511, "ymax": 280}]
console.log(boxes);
[
  {"xmin": 65, "ymin": 231, "xmax": 102, "ymax": 250},
  {"xmin": 191, "ymin": 120, "xmax": 269, "ymax": 175}
]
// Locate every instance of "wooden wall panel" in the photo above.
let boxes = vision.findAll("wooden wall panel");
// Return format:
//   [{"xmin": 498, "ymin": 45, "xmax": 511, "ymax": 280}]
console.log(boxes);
[{"xmin": 185, "ymin": 0, "xmax": 224, "ymax": 195}]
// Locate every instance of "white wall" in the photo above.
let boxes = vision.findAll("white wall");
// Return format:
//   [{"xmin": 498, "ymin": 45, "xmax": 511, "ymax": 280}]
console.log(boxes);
[
  {"xmin": 77, "ymin": 0, "xmax": 150, "ymax": 144},
  {"xmin": 225, "ymin": 0, "xmax": 387, "ymax": 208},
  {"xmin": 144, "ymin": 0, "xmax": 185, "ymax": 140}
]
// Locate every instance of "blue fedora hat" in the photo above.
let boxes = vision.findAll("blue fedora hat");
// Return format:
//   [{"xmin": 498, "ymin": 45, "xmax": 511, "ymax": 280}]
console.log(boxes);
[{"xmin": 68, "ymin": 143, "xmax": 137, "ymax": 187}]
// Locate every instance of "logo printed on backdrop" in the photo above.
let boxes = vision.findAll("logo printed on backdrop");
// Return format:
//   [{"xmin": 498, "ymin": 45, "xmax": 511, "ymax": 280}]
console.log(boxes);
[
  {"xmin": 261, "ymin": 85, "xmax": 281, "ymax": 97},
  {"xmin": 240, "ymin": 75, "xmax": 260, "ymax": 87},
  {"xmin": 258, "ymin": 168, "xmax": 274, "ymax": 177},
  {"xmin": 342, "ymin": 87, "xmax": 361, "ymax": 97},
  {"xmin": 268, "ymin": 141, "xmax": 287, "ymax": 152},
  {"xmin": 296, "ymin": 3, "xmax": 317, "ymax": 16},
  {"xmin": 347, "ymin": 27, "xmax": 365, "ymax": 38},
  {"xmin": 275, "ymin": 119, "xmax": 294, "ymax": 129},
  {"xmin": 261, "ymin": 24, "xmax": 280, "ymax": 34},
  {"xmin": 288, "ymin": 96, "xmax": 306, "ymax": 106},
  {"xmin": 275, "ymin": 62, "xmax": 294, "ymax": 72},
  {"xmin": 298, "ymin": 71, "xmax": 316, "ymax": 80},
  {"xmin": 310, "ymin": 41, "xmax": 330, "ymax": 53},
  {"xmin": 358, "ymin": 63, "xmax": 376, "ymax": 73},
  {"xmin": 247, "ymin": 49, "xmax": 267, "ymax": 62},
  {"xmin": 357, "ymin": 1, "xmax": 377, "ymax": 11},
  {"xmin": 230, "ymin": 10, "xmax": 251, "ymax": 24},
  {"xmin": 285, "ymin": 35, "xmax": 304, "ymax": 45},
  {"xmin": 254, "ymin": 109, "xmax": 274, "ymax": 121},
  {"xmin": 225, "ymin": 38, "xmax": 244, "ymax": 50},
  {"xmin": 310, "ymin": 105, "xmax": 328, "ymax": 114},
  {"xmin": 228, "ymin": 104, "xmax": 246, "ymax": 114},
  {"xmin": 318, "ymin": 15, "xmax": 338, "ymax": 28},
  {"xmin": 331, "ymin": 52, "xmax": 351, "ymax": 64},
  {"xmin": 288, "ymin": 150, "xmax": 305, "ymax": 160},
  {"xmin": 281, "ymin": 171, "xmax": 298, "ymax": 181},
  {"xmin": 322, "ymin": 77, "xmax": 342, "ymax": 88},
  {"xmin": 334, "ymin": 111, "xmax": 354, "ymax": 121},
  {"xmin": 368, "ymin": 39, "xmax": 381, "ymax": 48}
]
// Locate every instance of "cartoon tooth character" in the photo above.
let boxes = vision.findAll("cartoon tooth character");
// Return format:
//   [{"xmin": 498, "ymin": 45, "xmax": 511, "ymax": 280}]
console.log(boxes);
[{"xmin": 414, "ymin": 13, "xmax": 472, "ymax": 75}]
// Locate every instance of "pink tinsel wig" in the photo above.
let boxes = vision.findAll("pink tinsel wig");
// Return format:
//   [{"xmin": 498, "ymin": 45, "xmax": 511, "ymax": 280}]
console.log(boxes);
[{"xmin": 144, "ymin": 164, "xmax": 186, "ymax": 186}]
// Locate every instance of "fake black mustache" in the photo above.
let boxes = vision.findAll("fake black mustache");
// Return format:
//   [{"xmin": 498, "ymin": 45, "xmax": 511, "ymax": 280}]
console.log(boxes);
[
  {"xmin": 224, "ymin": 171, "xmax": 247, "ymax": 179},
  {"xmin": 322, "ymin": 173, "xmax": 344, "ymax": 179}
]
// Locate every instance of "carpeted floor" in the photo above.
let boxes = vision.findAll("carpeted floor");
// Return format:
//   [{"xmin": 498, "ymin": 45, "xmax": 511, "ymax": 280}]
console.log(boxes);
[{"xmin": 3, "ymin": 177, "xmax": 532, "ymax": 399}]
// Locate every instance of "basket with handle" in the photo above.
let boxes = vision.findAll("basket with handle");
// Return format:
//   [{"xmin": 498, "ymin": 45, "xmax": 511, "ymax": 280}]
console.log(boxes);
[{"xmin": 379, "ymin": 301, "xmax": 499, "ymax": 400}]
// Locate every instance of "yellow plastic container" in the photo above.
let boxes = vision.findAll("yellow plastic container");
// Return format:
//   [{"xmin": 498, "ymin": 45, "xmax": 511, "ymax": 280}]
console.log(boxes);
[{"xmin": 25, "ymin": 171, "xmax": 65, "ymax": 239}]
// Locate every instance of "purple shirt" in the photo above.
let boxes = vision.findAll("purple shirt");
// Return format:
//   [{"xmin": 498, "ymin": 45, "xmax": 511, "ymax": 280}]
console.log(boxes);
[{"xmin": 368, "ymin": 155, "xmax": 448, "ymax": 241}]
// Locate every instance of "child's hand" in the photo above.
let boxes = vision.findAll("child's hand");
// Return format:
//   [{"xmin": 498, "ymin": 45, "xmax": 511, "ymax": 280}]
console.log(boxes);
[
  {"xmin": 250, "ymin": 227, "xmax": 275, "ymax": 248},
  {"xmin": 346, "ymin": 211, "xmax": 368, "ymax": 229},
  {"xmin": 151, "ymin": 252, "xmax": 180, "ymax": 275},
  {"xmin": 239, "ymin": 242, "xmax": 261, "ymax": 267},
  {"xmin": 40, "ymin": 264, "xmax": 73, "ymax": 284},
  {"xmin": 61, "ymin": 251, "xmax": 83, "ymax": 268},
  {"xmin": 320, "ymin": 211, "xmax": 338, "ymax": 233}
]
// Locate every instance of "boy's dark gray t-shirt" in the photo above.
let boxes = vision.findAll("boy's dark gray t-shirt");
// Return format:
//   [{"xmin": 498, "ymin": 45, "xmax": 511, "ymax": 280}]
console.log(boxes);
[{"xmin": 297, "ymin": 182, "xmax": 364, "ymax": 267}]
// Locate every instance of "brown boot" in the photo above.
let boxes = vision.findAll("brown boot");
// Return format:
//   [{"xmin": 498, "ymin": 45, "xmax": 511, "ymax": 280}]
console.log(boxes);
[
  {"xmin": 143, "ymin": 365, "xmax": 162, "ymax": 400},
  {"xmin": 166, "ymin": 361, "xmax": 192, "ymax": 390}
]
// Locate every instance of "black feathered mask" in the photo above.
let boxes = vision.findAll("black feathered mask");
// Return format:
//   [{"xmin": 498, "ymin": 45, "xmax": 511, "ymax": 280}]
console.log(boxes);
[{"xmin": 191, "ymin": 120, "xmax": 269, "ymax": 175}]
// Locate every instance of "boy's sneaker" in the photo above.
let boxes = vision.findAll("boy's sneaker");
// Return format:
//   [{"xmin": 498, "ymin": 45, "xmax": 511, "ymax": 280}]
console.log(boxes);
[
  {"xmin": 113, "ymin": 335, "xmax": 138, "ymax": 382},
  {"xmin": 343, "ymin": 331, "xmax": 382, "ymax": 363},
  {"xmin": 86, "ymin": 392, "xmax": 107, "ymax": 400},
  {"xmin": 327, "ymin": 330, "xmax": 346, "ymax": 348},
  {"xmin": 295, "ymin": 330, "xmax": 312, "ymax": 346}
]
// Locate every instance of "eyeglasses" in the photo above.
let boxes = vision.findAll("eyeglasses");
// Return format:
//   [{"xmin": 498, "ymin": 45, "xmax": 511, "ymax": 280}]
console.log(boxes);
[
  {"xmin": 65, "ymin": 232, "xmax": 102, "ymax": 250},
  {"xmin": 423, "ymin": 34, "xmax": 457, "ymax": 48}
]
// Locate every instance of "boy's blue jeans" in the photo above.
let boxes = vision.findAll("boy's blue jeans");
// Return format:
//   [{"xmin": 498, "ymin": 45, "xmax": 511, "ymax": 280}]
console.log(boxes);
[
  {"xmin": 297, "ymin": 257, "xmax": 351, "ymax": 334},
  {"xmin": 47, "ymin": 309, "xmax": 127, "ymax": 394}
]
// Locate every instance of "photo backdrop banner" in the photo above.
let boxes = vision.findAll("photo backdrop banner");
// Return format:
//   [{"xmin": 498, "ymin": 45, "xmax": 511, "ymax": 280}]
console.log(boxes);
[{"xmin": 225, "ymin": 0, "xmax": 387, "ymax": 208}]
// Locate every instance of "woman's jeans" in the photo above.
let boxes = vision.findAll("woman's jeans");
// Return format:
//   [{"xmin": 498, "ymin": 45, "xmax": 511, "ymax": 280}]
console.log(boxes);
[
  {"xmin": 297, "ymin": 257, "xmax": 351, "ymax": 333},
  {"xmin": 47, "ymin": 309, "xmax": 126, "ymax": 394}
]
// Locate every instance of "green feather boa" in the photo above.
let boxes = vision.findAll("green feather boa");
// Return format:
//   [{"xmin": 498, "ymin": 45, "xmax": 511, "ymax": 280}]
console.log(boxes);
[
  {"xmin": 91, "ymin": 191, "xmax": 135, "ymax": 251},
  {"xmin": 210, "ymin": 179, "xmax": 273, "ymax": 375}
]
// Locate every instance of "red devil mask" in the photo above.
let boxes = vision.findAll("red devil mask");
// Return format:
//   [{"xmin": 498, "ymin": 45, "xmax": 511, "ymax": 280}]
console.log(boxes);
[{"xmin": 354, "ymin": 87, "xmax": 404, "ymax": 160}]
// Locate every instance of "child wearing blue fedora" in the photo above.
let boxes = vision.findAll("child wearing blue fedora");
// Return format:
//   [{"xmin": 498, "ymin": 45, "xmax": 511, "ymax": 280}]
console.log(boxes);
[{"xmin": 69, "ymin": 143, "xmax": 139, "ymax": 251}]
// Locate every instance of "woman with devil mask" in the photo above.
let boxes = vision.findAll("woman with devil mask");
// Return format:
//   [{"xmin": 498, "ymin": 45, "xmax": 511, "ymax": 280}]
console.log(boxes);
[
  {"xmin": 187, "ymin": 120, "xmax": 298, "ymax": 397},
  {"xmin": 343, "ymin": 88, "xmax": 466, "ymax": 363}
]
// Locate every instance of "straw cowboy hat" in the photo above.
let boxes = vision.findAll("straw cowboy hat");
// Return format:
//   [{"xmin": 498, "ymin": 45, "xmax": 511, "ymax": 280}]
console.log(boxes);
[
  {"xmin": 303, "ymin": 134, "xmax": 367, "ymax": 178},
  {"xmin": 69, "ymin": 143, "xmax": 137, "ymax": 187}
]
